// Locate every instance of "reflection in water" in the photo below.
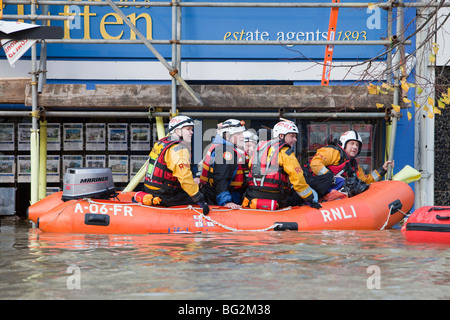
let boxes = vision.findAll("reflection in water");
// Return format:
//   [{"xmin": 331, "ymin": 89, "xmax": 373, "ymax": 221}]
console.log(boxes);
[{"xmin": 0, "ymin": 217, "xmax": 449, "ymax": 300}]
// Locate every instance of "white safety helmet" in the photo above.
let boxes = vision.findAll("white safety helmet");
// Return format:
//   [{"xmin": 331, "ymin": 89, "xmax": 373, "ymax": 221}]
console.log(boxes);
[
  {"xmin": 168, "ymin": 115, "xmax": 195, "ymax": 133},
  {"xmin": 272, "ymin": 121, "xmax": 299, "ymax": 138},
  {"xmin": 339, "ymin": 130, "xmax": 363, "ymax": 154},
  {"xmin": 218, "ymin": 119, "xmax": 246, "ymax": 136},
  {"xmin": 243, "ymin": 130, "xmax": 258, "ymax": 144}
]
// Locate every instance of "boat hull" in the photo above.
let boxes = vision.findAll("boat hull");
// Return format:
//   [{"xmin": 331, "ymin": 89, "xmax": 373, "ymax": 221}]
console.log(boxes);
[
  {"xmin": 27, "ymin": 180, "xmax": 414, "ymax": 234},
  {"xmin": 401, "ymin": 206, "xmax": 450, "ymax": 244}
]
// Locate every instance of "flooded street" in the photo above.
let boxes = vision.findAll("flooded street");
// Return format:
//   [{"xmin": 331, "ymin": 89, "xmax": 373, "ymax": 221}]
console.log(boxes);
[{"xmin": 0, "ymin": 216, "xmax": 449, "ymax": 300}]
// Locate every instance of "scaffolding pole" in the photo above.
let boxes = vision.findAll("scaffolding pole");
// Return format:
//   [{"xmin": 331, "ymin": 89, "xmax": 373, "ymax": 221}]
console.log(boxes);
[
  {"xmin": 5, "ymin": 1, "xmax": 450, "ymax": 8},
  {"xmin": 104, "ymin": 0, "xmax": 203, "ymax": 106},
  {"xmin": 0, "ymin": 110, "xmax": 387, "ymax": 119},
  {"xmin": 386, "ymin": 0, "xmax": 404, "ymax": 180},
  {"xmin": 29, "ymin": 1, "xmax": 39, "ymax": 205}
]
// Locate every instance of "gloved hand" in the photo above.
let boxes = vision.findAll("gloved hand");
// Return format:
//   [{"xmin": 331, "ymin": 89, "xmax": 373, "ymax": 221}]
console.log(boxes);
[
  {"xmin": 304, "ymin": 190, "xmax": 322, "ymax": 210},
  {"xmin": 191, "ymin": 191, "xmax": 209, "ymax": 215},
  {"xmin": 311, "ymin": 189, "xmax": 319, "ymax": 203},
  {"xmin": 197, "ymin": 200, "xmax": 210, "ymax": 215},
  {"xmin": 307, "ymin": 200, "xmax": 322, "ymax": 210}
]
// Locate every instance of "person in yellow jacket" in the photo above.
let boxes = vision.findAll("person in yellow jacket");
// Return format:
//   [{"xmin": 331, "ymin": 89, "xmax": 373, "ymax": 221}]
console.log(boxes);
[
  {"xmin": 307, "ymin": 130, "xmax": 394, "ymax": 197},
  {"xmin": 134, "ymin": 116, "xmax": 209, "ymax": 215},
  {"xmin": 243, "ymin": 120, "xmax": 321, "ymax": 210}
]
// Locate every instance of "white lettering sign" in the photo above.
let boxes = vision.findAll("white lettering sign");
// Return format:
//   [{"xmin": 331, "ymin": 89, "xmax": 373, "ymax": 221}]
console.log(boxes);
[
  {"xmin": 74, "ymin": 202, "xmax": 133, "ymax": 216},
  {"xmin": 320, "ymin": 205, "xmax": 357, "ymax": 222}
]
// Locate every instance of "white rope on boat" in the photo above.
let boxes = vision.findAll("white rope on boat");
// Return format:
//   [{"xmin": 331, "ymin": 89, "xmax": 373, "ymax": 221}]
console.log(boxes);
[
  {"xmin": 190, "ymin": 206, "xmax": 282, "ymax": 232},
  {"xmin": 379, "ymin": 206, "xmax": 409, "ymax": 231},
  {"xmin": 86, "ymin": 198, "xmax": 283, "ymax": 232}
]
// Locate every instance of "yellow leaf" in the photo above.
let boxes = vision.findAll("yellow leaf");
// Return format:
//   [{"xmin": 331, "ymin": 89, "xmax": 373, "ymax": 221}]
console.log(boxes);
[
  {"xmin": 433, "ymin": 107, "xmax": 441, "ymax": 115},
  {"xmin": 381, "ymin": 83, "xmax": 391, "ymax": 90},
  {"xmin": 367, "ymin": 86, "xmax": 377, "ymax": 95},
  {"xmin": 427, "ymin": 111, "xmax": 434, "ymax": 118},
  {"xmin": 376, "ymin": 103, "xmax": 384, "ymax": 109},
  {"xmin": 447, "ymin": 88, "xmax": 450, "ymax": 97},
  {"xmin": 429, "ymin": 54, "xmax": 436, "ymax": 63},
  {"xmin": 368, "ymin": 3, "xmax": 376, "ymax": 10},
  {"xmin": 427, "ymin": 96, "xmax": 434, "ymax": 106},
  {"xmin": 391, "ymin": 104, "xmax": 401, "ymax": 112},
  {"xmin": 407, "ymin": 111, "xmax": 412, "ymax": 121},
  {"xmin": 423, "ymin": 105, "xmax": 429, "ymax": 112},
  {"xmin": 408, "ymin": 83, "xmax": 416, "ymax": 88},
  {"xmin": 443, "ymin": 96, "xmax": 450, "ymax": 105},
  {"xmin": 367, "ymin": 84, "xmax": 378, "ymax": 95},
  {"xmin": 417, "ymin": 87, "xmax": 423, "ymax": 94},
  {"xmin": 401, "ymin": 82, "xmax": 410, "ymax": 92},
  {"xmin": 403, "ymin": 97, "xmax": 411, "ymax": 104},
  {"xmin": 438, "ymin": 100, "xmax": 445, "ymax": 109},
  {"xmin": 414, "ymin": 101, "xmax": 420, "ymax": 108},
  {"xmin": 433, "ymin": 44, "xmax": 439, "ymax": 55}
]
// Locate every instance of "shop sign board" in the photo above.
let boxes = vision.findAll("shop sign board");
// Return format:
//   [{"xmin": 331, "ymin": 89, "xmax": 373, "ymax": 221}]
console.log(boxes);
[{"xmin": 1, "ymin": 0, "xmax": 387, "ymax": 60}]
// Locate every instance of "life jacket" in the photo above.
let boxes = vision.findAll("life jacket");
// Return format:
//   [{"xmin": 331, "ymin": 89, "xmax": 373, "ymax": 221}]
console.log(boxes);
[
  {"xmin": 199, "ymin": 142, "xmax": 245, "ymax": 190},
  {"xmin": 247, "ymin": 140, "xmax": 291, "ymax": 193},
  {"xmin": 325, "ymin": 144, "xmax": 358, "ymax": 177},
  {"xmin": 144, "ymin": 137, "xmax": 184, "ymax": 191},
  {"xmin": 304, "ymin": 144, "xmax": 357, "ymax": 178},
  {"xmin": 242, "ymin": 151, "xmax": 251, "ymax": 176}
]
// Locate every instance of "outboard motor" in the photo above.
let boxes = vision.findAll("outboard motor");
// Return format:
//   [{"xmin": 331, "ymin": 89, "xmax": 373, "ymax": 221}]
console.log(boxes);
[{"xmin": 62, "ymin": 168, "xmax": 115, "ymax": 201}]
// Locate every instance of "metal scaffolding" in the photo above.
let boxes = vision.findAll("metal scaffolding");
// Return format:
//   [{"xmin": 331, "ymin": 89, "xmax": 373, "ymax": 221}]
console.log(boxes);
[
  {"xmin": 1, "ymin": 0, "xmax": 414, "ymax": 119},
  {"xmin": 0, "ymin": 1, "xmax": 439, "ymax": 205}
]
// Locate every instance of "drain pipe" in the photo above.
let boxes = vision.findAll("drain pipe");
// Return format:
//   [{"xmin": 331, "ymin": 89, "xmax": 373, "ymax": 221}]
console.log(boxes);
[
  {"xmin": 386, "ymin": 1, "xmax": 404, "ymax": 180},
  {"xmin": 414, "ymin": 1, "xmax": 435, "ymax": 207}
]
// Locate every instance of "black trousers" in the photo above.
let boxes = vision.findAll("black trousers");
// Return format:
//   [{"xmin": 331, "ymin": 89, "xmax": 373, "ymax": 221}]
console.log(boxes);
[{"xmin": 143, "ymin": 186, "xmax": 197, "ymax": 207}]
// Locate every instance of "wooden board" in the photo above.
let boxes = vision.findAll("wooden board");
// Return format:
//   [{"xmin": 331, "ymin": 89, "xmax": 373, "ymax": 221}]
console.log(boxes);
[
  {"xmin": 19, "ymin": 83, "xmax": 391, "ymax": 111},
  {"xmin": 0, "ymin": 78, "xmax": 29, "ymax": 104}
]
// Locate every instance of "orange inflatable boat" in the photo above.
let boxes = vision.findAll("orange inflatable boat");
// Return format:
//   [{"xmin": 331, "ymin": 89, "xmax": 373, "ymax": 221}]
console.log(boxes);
[
  {"xmin": 401, "ymin": 206, "xmax": 450, "ymax": 244},
  {"xmin": 27, "ymin": 168, "xmax": 414, "ymax": 234}
]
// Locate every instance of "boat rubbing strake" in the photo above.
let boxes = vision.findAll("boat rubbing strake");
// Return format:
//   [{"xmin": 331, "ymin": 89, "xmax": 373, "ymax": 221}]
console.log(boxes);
[{"xmin": 27, "ymin": 168, "xmax": 415, "ymax": 234}]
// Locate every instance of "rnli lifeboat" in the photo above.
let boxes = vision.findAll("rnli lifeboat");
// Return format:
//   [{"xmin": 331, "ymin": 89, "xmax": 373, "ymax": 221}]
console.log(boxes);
[
  {"xmin": 27, "ymin": 168, "xmax": 414, "ymax": 234},
  {"xmin": 402, "ymin": 206, "xmax": 450, "ymax": 244}
]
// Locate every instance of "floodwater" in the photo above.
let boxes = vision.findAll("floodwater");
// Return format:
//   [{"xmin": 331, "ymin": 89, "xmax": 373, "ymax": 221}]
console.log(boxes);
[{"xmin": 0, "ymin": 216, "xmax": 449, "ymax": 300}]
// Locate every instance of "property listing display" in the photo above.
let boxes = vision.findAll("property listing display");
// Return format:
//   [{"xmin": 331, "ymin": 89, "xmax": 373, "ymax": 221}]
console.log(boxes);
[{"xmin": 0, "ymin": 122, "xmax": 152, "ymax": 184}]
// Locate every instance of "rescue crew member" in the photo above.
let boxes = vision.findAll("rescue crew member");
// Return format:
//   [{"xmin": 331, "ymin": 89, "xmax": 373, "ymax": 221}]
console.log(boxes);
[
  {"xmin": 309, "ymin": 130, "xmax": 394, "ymax": 195},
  {"xmin": 134, "ymin": 115, "xmax": 209, "ymax": 215},
  {"xmin": 242, "ymin": 130, "xmax": 259, "ymax": 177},
  {"xmin": 243, "ymin": 120, "xmax": 321, "ymax": 210},
  {"xmin": 199, "ymin": 119, "xmax": 246, "ymax": 209},
  {"xmin": 243, "ymin": 130, "xmax": 258, "ymax": 160}
]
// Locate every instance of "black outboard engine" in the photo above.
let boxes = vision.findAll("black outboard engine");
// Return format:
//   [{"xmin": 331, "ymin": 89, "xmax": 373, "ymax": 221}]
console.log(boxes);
[{"xmin": 62, "ymin": 168, "xmax": 115, "ymax": 201}]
